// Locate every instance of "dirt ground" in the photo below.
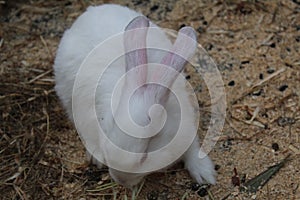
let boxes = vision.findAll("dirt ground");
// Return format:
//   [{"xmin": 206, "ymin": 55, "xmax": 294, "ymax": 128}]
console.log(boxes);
[{"xmin": 1, "ymin": 0, "xmax": 300, "ymax": 199}]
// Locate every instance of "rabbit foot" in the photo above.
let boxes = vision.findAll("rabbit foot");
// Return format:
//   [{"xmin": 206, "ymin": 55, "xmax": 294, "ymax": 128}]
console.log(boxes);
[
  {"xmin": 86, "ymin": 150, "xmax": 103, "ymax": 169},
  {"xmin": 184, "ymin": 149, "xmax": 216, "ymax": 185}
]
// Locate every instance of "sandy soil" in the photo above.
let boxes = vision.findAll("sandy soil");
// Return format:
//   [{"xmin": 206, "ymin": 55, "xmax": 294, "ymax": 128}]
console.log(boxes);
[{"xmin": 0, "ymin": 0, "xmax": 299, "ymax": 199}]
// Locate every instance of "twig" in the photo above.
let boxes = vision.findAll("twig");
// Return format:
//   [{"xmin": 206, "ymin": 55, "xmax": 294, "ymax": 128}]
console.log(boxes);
[
  {"xmin": 270, "ymin": 3, "xmax": 278, "ymax": 23},
  {"xmin": 60, "ymin": 165, "xmax": 64, "ymax": 183},
  {"xmin": 293, "ymin": 184, "xmax": 299, "ymax": 195},
  {"xmin": 181, "ymin": 191, "xmax": 188, "ymax": 200},
  {"xmin": 206, "ymin": 29, "xmax": 235, "ymax": 35},
  {"xmin": 87, "ymin": 182, "xmax": 118, "ymax": 192},
  {"xmin": 40, "ymin": 35, "xmax": 54, "ymax": 61},
  {"xmin": 232, "ymin": 114, "xmax": 265, "ymax": 129},
  {"xmin": 135, "ymin": 180, "xmax": 145, "ymax": 199},
  {"xmin": 220, "ymin": 192, "xmax": 232, "ymax": 200},
  {"xmin": 226, "ymin": 116, "xmax": 246, "ymax": 137},
  {"xmin": 208, "ymin": 190, "xmax": 216, "ymax": 200},
  {"xmin": 0, "ymin": 38, "xmax": 3, "ymax": 48},
  {"xmin": 17, "ymin": 108, "xmax": 50, "ymax": 191},
  {"xmin": 255, "ymin": 14, "xmax": 265, "ymax": 29},
  {"xmin": 232, "ymin": 68, "xmax": 286, "ymax": 104},
  {"xmin": 289, "ymin": 145, "xmax": 300, "ymax": 155},
  {"xmin": 70, "ymin": 179, "xmax": 88, "ymax": 194},
  {"xmin": 20, "ymin": 4, "xmax": 58, "ymax": 14},
  {"xmin": 28, "ymin": 69, "xmax": 53, "ymax": 83},
  {"xmin": 13, "ymin": 184, "xmax": 29, "ymax": 200},
  {"xmin": 259, "ymin": 33, "xmax": 274, "ymax": 46},
  {"xmin": 243, "ymin": 106, "xmax": 266, "ymax": 128},
  {"xmin": 59, "ymin": 157, "xmax": 84, "ymax": 165},
  {"xmin": 247, "ymin": 106, "xmax": 260, "ymax": 123},
  {"xmin": 6, "ymin": 24, "xmax": 31, "ymax": 34},
  {"xmin": 5, "ymin": 172, "xmax": 21, "ymax": 182}
]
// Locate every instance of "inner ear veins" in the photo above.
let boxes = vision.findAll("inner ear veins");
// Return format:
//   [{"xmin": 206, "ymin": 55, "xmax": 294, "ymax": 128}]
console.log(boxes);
[{"xmin": 140, "ymin": 152, "xmax": 148, "ymax": 164}]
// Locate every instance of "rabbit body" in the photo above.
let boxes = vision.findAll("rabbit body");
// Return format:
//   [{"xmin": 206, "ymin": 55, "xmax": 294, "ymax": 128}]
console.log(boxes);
[{"xmin": 54, "ymin": 4, "xmax": 216, "ymax": 188}]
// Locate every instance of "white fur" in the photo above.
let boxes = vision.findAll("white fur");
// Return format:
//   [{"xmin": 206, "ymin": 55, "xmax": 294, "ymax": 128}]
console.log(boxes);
[{"xmin": 54, "ymin": 4, "xmax": 216, "ymax": 188}]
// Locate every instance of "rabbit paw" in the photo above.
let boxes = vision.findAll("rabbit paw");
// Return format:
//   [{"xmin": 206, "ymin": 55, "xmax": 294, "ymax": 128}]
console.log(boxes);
[
  {"xmin": 86, "ymin": 150, "xmax": 103, "ymax": 169},
  {"xmin": 184, "ymin": 152, "xmax": 216, "ymax": 185}
]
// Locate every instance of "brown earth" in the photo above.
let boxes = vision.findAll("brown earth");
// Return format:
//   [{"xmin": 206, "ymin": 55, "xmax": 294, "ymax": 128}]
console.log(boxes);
[{"xmin": 0, "ymin": 0, "xmax": 299, "ymax": 199}]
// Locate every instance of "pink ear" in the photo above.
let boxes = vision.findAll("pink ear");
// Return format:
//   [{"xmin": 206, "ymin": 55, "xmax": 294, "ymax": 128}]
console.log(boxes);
[
  {"xmin": 149, "ymin": 26, "xmax": 197, "ymax": 102},
  {"xmin": 161, "ymin": 27, "xmax": 197, "ymax": 73},
  {"xmin": 124, "ymin": 16, "xmax": 149, "ymax": 88}
]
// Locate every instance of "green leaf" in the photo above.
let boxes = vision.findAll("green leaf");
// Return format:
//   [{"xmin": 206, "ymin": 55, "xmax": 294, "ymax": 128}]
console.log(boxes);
[{"xmin": 241, "ymin": 154, "xmax": 291, "ymax": 193}]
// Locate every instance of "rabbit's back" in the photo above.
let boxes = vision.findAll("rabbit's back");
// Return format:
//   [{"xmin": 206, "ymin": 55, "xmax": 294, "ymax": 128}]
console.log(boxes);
[{"xmin": 54, "ymin": 4, "xmax": 172, "ymax": 118}]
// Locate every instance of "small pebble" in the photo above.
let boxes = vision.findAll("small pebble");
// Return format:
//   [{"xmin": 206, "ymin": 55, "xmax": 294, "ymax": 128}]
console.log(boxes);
[
  {"xmin": 252, "ymin": 89, "xmax": 262, "ymax": 96},
  {"xmin": 205, "ymin": 43, "xmax": 214, "ymax": 51},
  {"xmin": 278, "ymin": 84, "xmax": 288, "ymax": 92},
  {"xmin": 65, "ymin": 1, "xmax": 72, "ymax": 6},
  {"xmin": 277, "ymin": 116, "xmax": 295, "ymax": 126},
  {"xmin": 16, "ymin": 12, "xmax": 21, "ymax": 18},
  {"xmin": 232, "ymin": 168, "xmax": 240, "ymax": 187},
  {"xmin": 147, "ymin": 191, "xmax": 158, "ymax": 200},
  {"xmin": 214, "ymin": 164, "xmax": 221, "ymax": 171},
  {"xmin": 259, "ymin": 73, "xmax": 264, "ymax": 79},
  {"xmin": 228, "ymin": 80, "xmax": 235, "ymax": 86},
  {"xmin": 150, "ymin": 5, "xmax": 159, "ymax": 11},
  {"xmin": 226, "ymin": 139, "xmax": 233, "ymax": 146},
  {"xmin": 267, "ymin": 68, "xmax": 275, "ymax": 74},
  {"xmin": 232, "ymin": 176, "xmax": 240, "ymax": 186},
  {"xmin": 160, "ymin": 190, "xmax": 168, "ymax": 200},
  {"xmin": 190, "ymin": 182, "xmax": 200, "ymax": 191},
  {"xmin": 245, "ymin": 114, "xmax": 252, "ymax": 120},
  {"xmin": 262, "ymin": 112, "xmax": 268, "ymax": 118},
  {"xmin": 197, "ymin": 26, "xmax": 205, "ymax": 33},
  {"xmin": 222, "ymin": 139, "xmax": 233, "ymax": 150},
  {"xmin": 132, "ymin": 0, "xmax": 143, "ymax": 5},
  {"xmin": 197, "ymin": 188, "xmax": 208, "ymax": 197},
  {"xmin": 170, "ymin": 170, "xmax": 176, "ymax": 175},
  {"xmin": 240, "ymin": 174, "xmax": 246, "ymax": 184},
  {"xmin": 179, "ymin": 24, "xmax": 186, "ymax": 28},
  {"xmin": 104, "ymin": 195, "xmax": 111, "ymax": 200},
  {"xmin": 85, "ymin": 168, "xmax": 102, "ymax": 182},
  {"xmin": 285, "ymin": 62, "xmax": 293, "ymax": 68},
  {"xmin": 270, "ymin": 43, "xmax": 276, "ymax": 48},
  {"xmin": 272, "ymin": 143, "xmax": 279, "ymax": 151},
  {"xmin": 241, "ymin": 60, "xmax": 250, "ymax": 64},
  {"xmin": 199, "ymin": 15, "xmax": 205, "ymax": 21}
]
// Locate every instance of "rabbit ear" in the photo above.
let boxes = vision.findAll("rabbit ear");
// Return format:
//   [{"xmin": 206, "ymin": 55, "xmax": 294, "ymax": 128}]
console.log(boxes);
[
  {"xmin": 160, "ymin": 26, "xmax": 197, "ymax": 74},
  {"xmin": 124, "ymin": 16, "xmax": 149, "ymax": 88},
  {"xmin": 149, "ymin": 26, "xmax": 197, "ymax": 103}
]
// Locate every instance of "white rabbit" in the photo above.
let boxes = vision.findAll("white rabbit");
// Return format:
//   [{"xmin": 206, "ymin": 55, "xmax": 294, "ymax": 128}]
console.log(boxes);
[{"xmin": 54, "ymin": 4, "xmax": 216, "ymax": 188}]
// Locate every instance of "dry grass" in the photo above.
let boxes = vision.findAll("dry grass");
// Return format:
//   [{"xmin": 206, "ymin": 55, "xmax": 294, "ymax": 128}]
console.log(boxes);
[{"xmin": 0, "ymin": 0, "xmax": 300, "ymax": 199}]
